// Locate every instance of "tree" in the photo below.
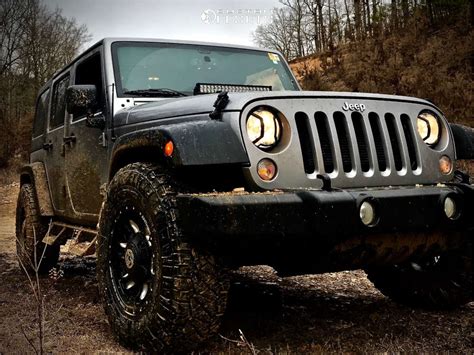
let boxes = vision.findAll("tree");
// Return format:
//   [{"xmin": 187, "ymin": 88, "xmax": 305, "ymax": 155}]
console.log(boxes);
[
  {"xmin": 0, "ymin": 0, "xmax": 90, "ymax": 167},
  {"xmin": 0, "ymin": 0, "xmax": 29, "ymax": 76},
  {"xmin": 254, "ymin": 0, "xmax": 471, "ymax": 59},
  {"xmin": 253, "ymin": 8, "xmax": 295, "ymax": 58},
  {"xmin": 303, "ymin": 0, "xmax": 323, "ymax": 53},
  {"xmin": 281, "ymin": 0, "xmax": 307, "ymax": 57}
]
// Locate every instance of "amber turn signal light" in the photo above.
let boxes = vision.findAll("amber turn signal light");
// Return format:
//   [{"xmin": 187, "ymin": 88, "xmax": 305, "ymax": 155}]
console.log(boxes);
[
  {"xmin": 439, "ymin": 155, "xmax": 452, "ymax": 175},
  {"xmin": 164, "ymin": 140, "xmax": 174, "ymax": 157},
  {"xmin": 257, "ymin": 159, "xmax": 277, "ymax": 181}
]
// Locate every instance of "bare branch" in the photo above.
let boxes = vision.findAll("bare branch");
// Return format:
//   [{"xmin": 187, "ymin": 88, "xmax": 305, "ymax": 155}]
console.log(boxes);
[{"xmin": 18, "ymin": 320, "xmax": 39, "ymax": 355}]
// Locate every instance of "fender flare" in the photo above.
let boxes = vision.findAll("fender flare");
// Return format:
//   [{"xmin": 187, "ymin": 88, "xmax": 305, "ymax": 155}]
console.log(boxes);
[
  {"xmin": 109, "ymin": 119, "xmax": 249, "ymax": 180},
  {"xmin": 19, "ymin": 162, "xmax": 54, "ymax": 216},
  {"xmin": 450, "ymin": 124, "xmax": 474, "ymax": 160}
]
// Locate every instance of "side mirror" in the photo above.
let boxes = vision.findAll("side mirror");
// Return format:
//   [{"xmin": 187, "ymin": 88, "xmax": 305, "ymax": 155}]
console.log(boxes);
[{"xmin": 66, "ymin": 85, "xmax": 98, "ymax": 117}]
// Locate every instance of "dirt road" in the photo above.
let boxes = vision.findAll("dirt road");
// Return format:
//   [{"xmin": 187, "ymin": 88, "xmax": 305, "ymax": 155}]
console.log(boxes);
[{"xmin": 0, "ymin": 183, "xmax": 472, "ymax": 353}]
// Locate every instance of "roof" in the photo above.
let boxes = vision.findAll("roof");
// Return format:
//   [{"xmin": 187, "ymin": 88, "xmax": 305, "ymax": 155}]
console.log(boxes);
[{"xmin": 100, "ymin": 37, "xmax": 276, "ymax": 54}]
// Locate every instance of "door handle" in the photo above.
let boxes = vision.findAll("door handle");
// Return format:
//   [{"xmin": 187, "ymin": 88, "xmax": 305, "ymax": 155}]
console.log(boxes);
[
  {"xmin": 63, "ymin": 134, "xmax": 76, "ymax": 145},
  {"xmin": 43, "ymin": 141, "xmax": 53, "ymax": 151}
]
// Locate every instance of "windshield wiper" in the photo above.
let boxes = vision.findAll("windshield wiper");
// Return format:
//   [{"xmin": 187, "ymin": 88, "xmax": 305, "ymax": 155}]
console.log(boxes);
[{"xmin": 123, "ymin": 88, "xmax": 187, "ymax": 97}]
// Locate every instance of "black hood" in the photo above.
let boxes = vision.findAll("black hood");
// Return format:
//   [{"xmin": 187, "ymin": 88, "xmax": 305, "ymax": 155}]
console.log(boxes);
[{"xmin": 113, "ymin": 91, "xmax": 434, "ymax": 127}]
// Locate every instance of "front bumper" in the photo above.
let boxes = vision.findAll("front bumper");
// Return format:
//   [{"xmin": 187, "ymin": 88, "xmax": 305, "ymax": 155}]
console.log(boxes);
[{"xmin": 177, "ymin": 183, "xmax": 473, "ymax": 271}]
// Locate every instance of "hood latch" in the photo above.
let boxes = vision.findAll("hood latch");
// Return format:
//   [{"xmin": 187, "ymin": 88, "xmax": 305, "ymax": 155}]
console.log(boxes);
[{"xmin": 209, "ymin": 91, "xmax": 229, "ymax": 120}]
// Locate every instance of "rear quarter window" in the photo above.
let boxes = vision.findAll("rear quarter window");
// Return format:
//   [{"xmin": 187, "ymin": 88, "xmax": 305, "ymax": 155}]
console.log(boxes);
[{"xmin": 33, "ymin": 88, "xmax": 50, "ymax": 137}]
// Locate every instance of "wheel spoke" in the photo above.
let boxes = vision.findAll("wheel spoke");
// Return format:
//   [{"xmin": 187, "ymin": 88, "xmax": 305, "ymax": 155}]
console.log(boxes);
[
  {"xmin": 410, "ymin": 262, "xmax": 422, "ymax": 271},
  {"xmin": 451, "ymin": 280, "xmax": 461, "ymax": 288},
  {"xmin": 129, "ymin": 219, "xmax": 140, "ymax": 234},
  {"xmin": 140, "ymin": 283, "xmax": 149, "ymax": 300}
]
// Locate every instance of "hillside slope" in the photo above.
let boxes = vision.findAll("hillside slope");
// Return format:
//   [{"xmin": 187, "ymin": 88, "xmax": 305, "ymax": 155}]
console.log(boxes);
[{"xmin": 290, "ymin": 20, "xmax": 473, "ymax": 126}]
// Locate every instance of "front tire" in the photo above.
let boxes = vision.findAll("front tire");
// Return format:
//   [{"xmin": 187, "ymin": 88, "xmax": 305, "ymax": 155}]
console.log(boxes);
[
  {"xmin": 97, "ymin": 163, "xmax": 228, "ymax": 352},
  {"xmin": 15, "ymin": 184, "xmax": 59, "ymax": 274},
  {"xmin": 367, "ymin": 239, "xmax": 472, "ymax": 309}
]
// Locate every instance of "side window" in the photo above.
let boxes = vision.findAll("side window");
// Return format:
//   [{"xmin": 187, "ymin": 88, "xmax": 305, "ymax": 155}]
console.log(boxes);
[
  {"xmin": 74, "ymin": 53, "xmax": 104, "ymax": 120},
  {"xmin": 50, "ymin": 74, "xmax": 70, "ymax": 130},
  {"xmin": 33, "ymin": 88, "xmax": 50, "ymax": 137}
]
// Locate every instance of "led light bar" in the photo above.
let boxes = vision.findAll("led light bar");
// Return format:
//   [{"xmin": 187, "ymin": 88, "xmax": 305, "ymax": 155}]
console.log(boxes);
[{"xmin": 194, "ymin": 83, "xmax": 272, "ymax": 95}]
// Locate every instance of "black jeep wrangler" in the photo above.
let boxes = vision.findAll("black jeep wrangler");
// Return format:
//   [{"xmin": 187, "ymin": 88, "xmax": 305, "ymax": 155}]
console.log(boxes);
[{"xmin": 17, "ymin": 38, "xmax": 473, "ymax": 351}]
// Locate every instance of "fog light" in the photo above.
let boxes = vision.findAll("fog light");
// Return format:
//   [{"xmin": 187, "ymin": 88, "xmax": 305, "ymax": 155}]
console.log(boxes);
[
  {"xmin": 257, "ymin": 159, "xmax": 277, "ymax": 181},
  {"xmin": 444, "ymin": 196, "xmax": 457, "ymax": 219},
  {"xmin": 439, "ymin": 155, "xmax": 452, "ymax": 175},
  {"xmin": 360, "ymin": 201, "xmax": 376, "ymax": 226}
]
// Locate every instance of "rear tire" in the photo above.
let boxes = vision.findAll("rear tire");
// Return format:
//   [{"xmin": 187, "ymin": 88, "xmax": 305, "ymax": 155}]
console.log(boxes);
[
  {"xmin": 97, "ymin": 163, "xmax": 228, "ymax": 352},
  {"xmin": 367, "ymin": 239, "xmax": 472, "ymax": 309},
  {"xmin": 15, "ymin": 184, "xmax": 59, "ymax": 274}
]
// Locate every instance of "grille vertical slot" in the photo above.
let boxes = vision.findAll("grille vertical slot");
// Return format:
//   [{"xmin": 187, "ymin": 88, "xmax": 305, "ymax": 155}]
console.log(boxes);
[
  {"xmin": 401, "ymin": 114, "xmax": 418, "ymax": 170},
  {"xmin": 295, "ymin": 112, "xmax": 316, "ymax": 174},
  {"xmin": 334, "ymin": 112, "xmax": 352, "ymax": 173},
  {"xmin": 385, "ymin": 113, "xmax": 403, "ymax": 171},
  {"xmin": 352, "ymin": 112, "xmax": 370, "ymax": 172},
  {"xmin": 315, "ymin": 112, "xmax": 334, "ymax": 173},
  {"xmin": 369, "ymin": 112, "xmax": 387, "ymax": 172}
]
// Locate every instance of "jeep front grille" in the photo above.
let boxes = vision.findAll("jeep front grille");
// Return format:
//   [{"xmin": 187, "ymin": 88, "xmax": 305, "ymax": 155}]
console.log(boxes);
[
  {"xmin": 295, "ymin": 110, "xmax": 419, "ymax": 177},
  {"xmin": 240, "ymin": 96, "xmax": 454, "ymax": 190}
]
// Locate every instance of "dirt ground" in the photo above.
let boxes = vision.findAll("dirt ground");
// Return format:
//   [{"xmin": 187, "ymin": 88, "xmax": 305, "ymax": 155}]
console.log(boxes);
[{"xmin": 0, "ymin": 183, "xmax": 472, "ymax": 353}]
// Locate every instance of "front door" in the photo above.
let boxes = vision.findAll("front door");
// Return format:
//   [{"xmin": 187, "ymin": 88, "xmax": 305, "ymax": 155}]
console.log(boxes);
[{"xmin": 63, "ymin": 48, "xmax": 108, "ymax": 225}]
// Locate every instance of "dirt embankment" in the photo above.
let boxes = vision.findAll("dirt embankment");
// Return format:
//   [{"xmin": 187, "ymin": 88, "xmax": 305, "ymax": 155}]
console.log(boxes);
[{"xmin": 0, "ymin": 183, "xmax": 472, "ymax": 353}]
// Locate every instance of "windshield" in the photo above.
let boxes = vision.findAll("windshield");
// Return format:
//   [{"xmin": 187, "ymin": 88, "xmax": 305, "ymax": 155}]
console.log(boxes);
[{"xmin": 112, "ymin": 42, "xmax": 299, "ymax": 96}]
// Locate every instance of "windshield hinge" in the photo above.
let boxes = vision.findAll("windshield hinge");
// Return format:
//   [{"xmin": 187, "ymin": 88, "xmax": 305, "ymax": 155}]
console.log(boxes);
[{"xmin": 209, "ymin": 91, "xmax": 229, "ymax": 120}]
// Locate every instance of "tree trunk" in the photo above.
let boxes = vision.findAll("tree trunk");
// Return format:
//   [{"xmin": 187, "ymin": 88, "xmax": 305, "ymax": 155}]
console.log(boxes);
[
  {"xmin": 471, "ymin": 0, "xmax": 474, "ymax": 26},
  {"xmin": 334, "ymin": 0, "xmax": 343, "ymax": 44},
  {"xmin": 344, "ymin": 0, "xmax": 353, "ymax": 40},
  {"xmin": 354, "ymin": 0, "xmax": 362, "ymax": 40},
  {"xmin": 391, "ymin": 0, "xmax": 398, "ymax": 31},
  {"xmin": 365, "ymin": 0, "xmax": 371, "ymax": 35},
  {"xmin": 401, "ymin": 0, "xmax": 409, "ymax": 26},
  {"xmin": 361, "ymin": 0, "xmax": 367, "ymax": 38},
  {"xmin": 328, "ymin": 0, "xmax": 334, "ymax": 50},
  {"xmin": 314, "ymin": 14, "xmax": 321, "ymax": 52},
  {"xmin": 316, "ymin": 0, "xmax": 326, "ymax": 50}
]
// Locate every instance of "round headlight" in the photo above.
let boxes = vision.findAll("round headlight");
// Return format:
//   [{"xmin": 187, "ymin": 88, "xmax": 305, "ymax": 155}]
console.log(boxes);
[
  {"xmin": 246, "ymin": 108, "xmax": 281, "ymax": 150},
  {"xmin": 417, "ymin": 112, "xmax": 440, "ymax": 146}
]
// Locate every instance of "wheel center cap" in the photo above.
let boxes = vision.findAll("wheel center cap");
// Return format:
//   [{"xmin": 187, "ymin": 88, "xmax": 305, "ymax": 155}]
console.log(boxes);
[{"xmin": 125, "ymin": 249, "xmax": 135, "ymax": 269}]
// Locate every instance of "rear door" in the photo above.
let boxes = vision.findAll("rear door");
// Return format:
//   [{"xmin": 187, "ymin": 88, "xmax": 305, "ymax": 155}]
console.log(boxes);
[
  {"xmin": 43, "ymin": 71, "xmax": 70, "ymax": 216},
  {"xmin": 30, "ymin": 87, "xmax": 50, "ymax": 164}
]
